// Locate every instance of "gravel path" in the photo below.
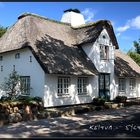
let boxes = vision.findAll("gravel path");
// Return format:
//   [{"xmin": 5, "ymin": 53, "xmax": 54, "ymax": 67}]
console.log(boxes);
[{"xmin": 0, "ymin": 105, "xmax": 140, "ymax": 138}]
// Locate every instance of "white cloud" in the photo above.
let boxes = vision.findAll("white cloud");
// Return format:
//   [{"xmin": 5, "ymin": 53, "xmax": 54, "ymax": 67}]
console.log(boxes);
[
  {"xmin": 117, "ymin": 25, "xmax": 130, "ymax": 32},
  {"xmin": 130, "ymin": 16, "xmax": 140, "ymax": 29},
  {"xmin": 116, "ymin": 15, "xmax": 140, "ymax": 35},
  {"xmin": 81, "ymin": 8, "xmax": 95, "ymax": 23},
  {"xmin": 116, "ymin": 33, "xmax": 121, "ymax": 37}
]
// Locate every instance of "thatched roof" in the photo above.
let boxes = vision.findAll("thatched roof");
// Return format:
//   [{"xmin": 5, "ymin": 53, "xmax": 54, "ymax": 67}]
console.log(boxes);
[
  {"xmin": 0, "ymin": 13, "xmax": 118, "ymax": 75},
  {"xmin": 114, "ymin": 50, "xmax": 140, "ymax": 77},
  {"xmin": 0, "ymin": 13, "xmax": 99, "ymax": 75},
  {"xmin": 73, "ymin": 20, "xmax": 119, "ymax": 49}
]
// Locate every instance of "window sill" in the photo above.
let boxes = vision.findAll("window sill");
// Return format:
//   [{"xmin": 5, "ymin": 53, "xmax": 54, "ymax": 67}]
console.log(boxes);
[
  {"xmin": 77, "ymin": 93, "xmax": 90, "ymax": 97},
  {"xmin": 57, "ymin": 94, "xmax": 71, "ymax": 98},
  {"xmin": 119, "ymin": 91, "xmax": 126, "ymax": 94}
]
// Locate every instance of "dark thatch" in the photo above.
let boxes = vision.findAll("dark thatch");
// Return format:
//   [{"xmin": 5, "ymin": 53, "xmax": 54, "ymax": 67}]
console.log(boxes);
[
  {"xmin": 0, "ymin": 13, "xmax": 118, "ymax": 75},
  {"xmin": 114, "ymin": 50, "xmax": 140, "ymax": 77},
  {"xmin": 73, "ymin": 20, "xmax": 119, "ymax": 49}
]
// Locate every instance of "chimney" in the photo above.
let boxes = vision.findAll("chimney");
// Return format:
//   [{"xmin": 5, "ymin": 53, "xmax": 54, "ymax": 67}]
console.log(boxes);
[{"xmin": 61, "ymin": 9, "xmax": 85, "ymax": 27}]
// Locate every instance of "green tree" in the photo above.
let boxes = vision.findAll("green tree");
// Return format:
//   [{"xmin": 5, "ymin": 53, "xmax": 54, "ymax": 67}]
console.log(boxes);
[
  {"xmin": 0, "ymin": 71, "xmax": 22, "ymax": 99},
  {"xmin": 0, "ymin": 25, "xmax": 7, "ymax": 38},
  {"xmin": 133, "ymin": 38, "xmax": 140, "ymax": 54},
  {"xmin": 127, "ymin": 51, "xmax": 140, "ymax": 66}
]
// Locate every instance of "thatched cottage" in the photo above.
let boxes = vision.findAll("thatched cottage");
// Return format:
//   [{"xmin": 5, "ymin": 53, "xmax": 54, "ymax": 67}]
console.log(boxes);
[{"xmin": 0, "ymin": 9, "xmax": 140, "ymax": 107}]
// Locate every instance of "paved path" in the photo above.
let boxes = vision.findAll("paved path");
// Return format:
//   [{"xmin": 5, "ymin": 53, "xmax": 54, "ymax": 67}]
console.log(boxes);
[{"xmin": 0, "ymin": 105, "xmax": 140, "ymax": 138}]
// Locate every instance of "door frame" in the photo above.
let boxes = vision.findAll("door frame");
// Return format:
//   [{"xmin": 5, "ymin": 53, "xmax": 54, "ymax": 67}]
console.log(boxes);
[{"xmin": 99, "ymin": 73, "xmax": 110, "ymax": 100}]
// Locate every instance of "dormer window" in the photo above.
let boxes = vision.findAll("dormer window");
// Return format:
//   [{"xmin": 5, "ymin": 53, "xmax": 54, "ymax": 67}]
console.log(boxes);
[
  {"xmin": 15, "ymin": 53, "xmax": 20, "ymax": 59},
  {"xmin": 0, "ymin": 56, "xmax": 3, "ymax": 61},
  {"xmin": 100, "ymin": 45, "xmax": 109, "ymax": 60}
]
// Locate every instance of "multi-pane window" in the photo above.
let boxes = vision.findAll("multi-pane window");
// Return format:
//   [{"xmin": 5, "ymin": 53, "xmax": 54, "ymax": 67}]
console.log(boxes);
[
  {"xmin": 0, "ymin": 56, "xmax": 3, "ymax": 61},
  {"xmin": 20, "ymin": 76, "xmax": 30, "ymax": 95},
  {"xmin": 57, "ymin": 77, "xmax": 70, "ymax": 96},
  {"xmin": 100, "ymin": 45, "xmax": 109, "ymax": 60},
  {"xmin": 15, "ymin": 53, "xmax": 20, "ymax": 59},
  {"xmin": 1, "ymin": 66, "xmax": 3, "ymax": 72},
  {"xmin": 130, "ymin": 78, "xmax": 136, "ymax": 90},
  {"xmin": 77, "ymin": 77, "xmax": 88, "ymax": 95},
  {"xmin": 119, "ymin": 78, "xmax": 126, "ymax": 92}
]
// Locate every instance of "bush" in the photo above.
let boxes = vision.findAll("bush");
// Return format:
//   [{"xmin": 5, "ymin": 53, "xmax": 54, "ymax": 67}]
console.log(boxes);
[
  {"xmin": 114, "ymin": 96, "xmax": 127, "ymax": 103},
  {"xmin": 92, "ymin": 97, "xmax": 106, "ymax": 106},
  {"xmin": 0, "ymin": 95, "xmax": 13, "ymax": 102}
]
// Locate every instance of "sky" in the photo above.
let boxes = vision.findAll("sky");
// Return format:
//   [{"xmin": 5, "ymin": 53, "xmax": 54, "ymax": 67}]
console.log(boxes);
[{"xmin": 0, "ymin": 2, "xmax": 140, "ymax": 53}]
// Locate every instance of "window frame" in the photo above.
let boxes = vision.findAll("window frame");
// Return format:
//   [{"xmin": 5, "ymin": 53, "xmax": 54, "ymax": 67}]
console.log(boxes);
[
  {"xmin": 100, "ymin": 44, "xmax": 109, "ymax": 60},
  {"xmin": 57, "ymin": 76, "xmax": 70, "ymax": 97},
  {"xmin": 129, "ymin": 78, "xmax": 136, "ymax": 91},
  {"xmin": 20, "ymin": 76, "xmax": 31, "ymax": 95},
  {"xmin": 77, "ymin": 77, "xmax": 88, "ymax": 95},
  {"xmin": 118, "ymin": 78, "xmax": 126, "ymax": 92}
]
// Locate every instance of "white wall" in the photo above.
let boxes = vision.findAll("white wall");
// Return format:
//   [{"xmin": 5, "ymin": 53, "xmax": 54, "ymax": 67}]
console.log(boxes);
[
  {"xmin": 115, "ymin": 77, "xmax": 140, "ymax": 98},
  {"xmin": 61, "ymin": 11, "xmax": 85, "ymax": 27},
  {"xmin": 0, "ymin": 48, "xmax": 45, "ymax": 98},
  {"xmin": 44, "ymin": 74, "xmax": 98, "ymax": 107},
  {"xmin": 82, "ymin": 29, "xmax": 116, "ymax": 100}
]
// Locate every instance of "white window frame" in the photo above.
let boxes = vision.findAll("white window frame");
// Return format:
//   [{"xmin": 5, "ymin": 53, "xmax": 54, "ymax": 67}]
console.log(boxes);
[
  {"xmin": 100, "ymin": 45, "xmax": 109, "ymax": 60},
  {"xmin": 20, "ymin": 76, "xmax": 31, "ymax": 95},
  {"xmin": 77, "ymin": 77, "xmax": 88, "ymax": 95},
  {"xmin": 129, "ymin": 78, "xmax": 136, "ymax": 91},
  {"xmin": 57, "ymin": 77, "xmax": 70, "ymax": 96},
  {"xmin": 118, "ymin": 78, "xmax": 126, "ymax": 92}
]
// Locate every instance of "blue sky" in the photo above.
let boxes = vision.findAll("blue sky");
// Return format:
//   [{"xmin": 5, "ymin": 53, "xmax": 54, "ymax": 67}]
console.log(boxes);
[{"xmin": 0, "ymin": 2, "xmax": 140, "ymax": 52}]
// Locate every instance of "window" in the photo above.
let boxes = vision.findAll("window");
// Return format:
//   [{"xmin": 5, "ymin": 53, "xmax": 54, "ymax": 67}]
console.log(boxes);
[
  {"xmin": 29, "ymin": 56, "xmax": 32, "ymax": 62},
  {"xmin": 0, "ymin": 56, "xmax": 3, "ymax": 61},
  {"xmin": 77, "ymin": 77, "xmax": 88, "ymax": 95},
  {"xmin": 100, "ymin": 45, "xmax": 109, "ymax": 60},
  {"xmin": 20, "ymin": 76, "xmax": 30, "ymax": 95},
  {"xmin": 119, "ymin": 78, "xmax": 126, "ymax": 92},
  {"xmin": 57, "ymin": 77, "xmax": 70, "ymax": 96},
  {"xmin": 130, "ymin": 78, "xmax": 136, "ymax": 90},
  {"xmin": 1, "ymin": 66, "xmax": 3, "ymax": 72},
  {"xmin": 15, "ymin": 53, "xmax": 20, "ymax": 59}
]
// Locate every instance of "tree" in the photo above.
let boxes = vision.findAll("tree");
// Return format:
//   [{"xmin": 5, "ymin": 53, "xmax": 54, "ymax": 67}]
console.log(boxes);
[
  {"xmin": 0, "ymin": 25, "xmax": 7, "ymax": 38},
  {"xmin": 127, "ymin": 51, "xmax": 140, "ymax": 66},
  {"xmin": 133, "ymin": 38, "xmax": 140, "ymax": 54},
  {"xmin": 127, "ymin": 38, "xmax": 140, "ymax": 66},
  {"xmin": 0, "ymin": 71, "xmax": 22, "ymax": 99}
]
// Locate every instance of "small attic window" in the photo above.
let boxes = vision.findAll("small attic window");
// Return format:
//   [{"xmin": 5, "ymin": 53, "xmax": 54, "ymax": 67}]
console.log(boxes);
[
  {"xmin": 102, "ymin": 35, "xmax": 106, "ymax": 39},
  {"xmin": 15, "ymin": 53, "xmax": 20, "ymax": 59},
  {"xmin": 0, "ymin": 56, "xmax": 3, "ymax": 61}
]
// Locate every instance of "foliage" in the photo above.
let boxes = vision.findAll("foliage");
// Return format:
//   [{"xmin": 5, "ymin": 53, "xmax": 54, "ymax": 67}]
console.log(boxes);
[
  {"xmin": 0, "ymin": 25, "xmax": 7, "ymax": 38},
  {"xmin": 127, "ymin": 51, "xmax": 140, "ymax": 66},
  {"xmin": 92, "ymin": 97, "xmax": 106, "ymax": 106},
  {"xmin": 114, "ymin": 96, "xmax": 127, "ymax": 103},
  {"xmin": 133, "ymin": 39, "xmax": 140, "ymax": 54},
  {"xmin": 0, "ymin": 71, "xmax": 21, "ymax": 100}
]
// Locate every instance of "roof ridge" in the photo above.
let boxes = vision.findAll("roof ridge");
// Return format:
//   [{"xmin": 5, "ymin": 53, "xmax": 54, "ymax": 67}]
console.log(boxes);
[
  {"xmin": 72, "ymin": 20, "xmax": 112, "ymax": 29},
  {"xmin": 18, "ymin": 12, "xmax": 112, "ymax": 29},
  {"xmin": 18, "ymin": 12, "xmax": 71, "ymax": 26}
]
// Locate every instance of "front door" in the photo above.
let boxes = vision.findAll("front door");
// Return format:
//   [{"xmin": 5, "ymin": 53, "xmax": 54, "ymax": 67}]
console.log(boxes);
[{"xmin": 99, "ymin": 73, "xmax": 110, "ymax": 100}]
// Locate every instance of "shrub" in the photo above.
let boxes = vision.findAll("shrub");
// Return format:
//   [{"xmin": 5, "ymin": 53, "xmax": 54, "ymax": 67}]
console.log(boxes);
[
  {"xmin": 0, "ymin": 95, "xmax": 13, "ymax": 102},
  {"xmin": 92, "ymin": 97, "xmax": 106, "ymax": 106},
  {"xmin": 114, "ymin": 96, "xmax": 127, "ymax": 103}
]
